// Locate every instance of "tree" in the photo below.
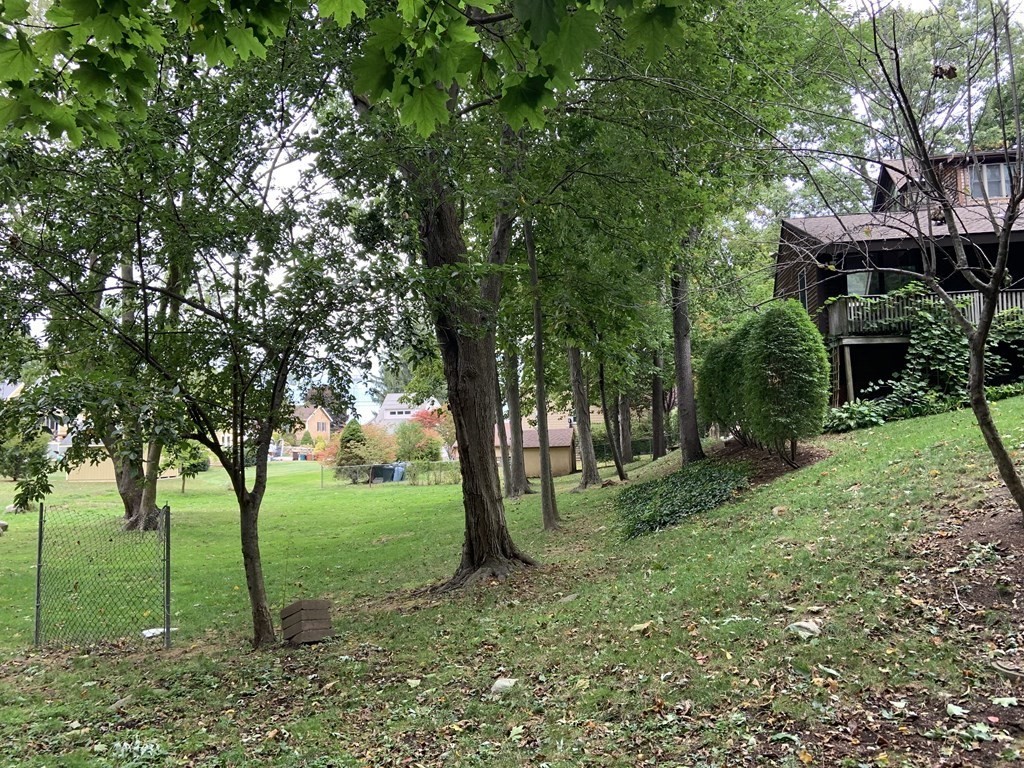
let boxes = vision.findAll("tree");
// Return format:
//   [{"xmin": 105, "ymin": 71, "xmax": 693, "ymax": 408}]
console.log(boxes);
[
  {"xmin": 1, "ymin": 30, "xmax": 390, "ymax": 647},
  {"xmin": 337, "ymin": 419, "xmax": 367, "ymax": 466},
  {"xmin": 0, "ymin": 433, "xmax": 48, "ymax": 485}
]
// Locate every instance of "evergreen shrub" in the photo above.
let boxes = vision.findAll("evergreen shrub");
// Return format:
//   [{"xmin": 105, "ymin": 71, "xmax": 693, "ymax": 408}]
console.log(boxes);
[{"xmin": 742, "ymin": 300, "xmax": 830, "ymax": 457}]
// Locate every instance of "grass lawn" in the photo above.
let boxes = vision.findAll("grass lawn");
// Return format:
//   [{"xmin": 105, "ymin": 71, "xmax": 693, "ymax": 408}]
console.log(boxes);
[{"xmin": 2, "ymin": 402, "xmax": 1024, "ymax": 766}]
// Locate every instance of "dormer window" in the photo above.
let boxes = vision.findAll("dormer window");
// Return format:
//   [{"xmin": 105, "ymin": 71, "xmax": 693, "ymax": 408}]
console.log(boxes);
[{"xmin": 969, "ymin": 163, "xmax": 1014, "ymax": 199}]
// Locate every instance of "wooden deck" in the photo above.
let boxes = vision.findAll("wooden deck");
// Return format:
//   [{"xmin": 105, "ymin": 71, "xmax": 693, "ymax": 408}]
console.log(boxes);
[{"xmin": 826, "ymin": 290, "xmax": 1024, "ymax": 337}]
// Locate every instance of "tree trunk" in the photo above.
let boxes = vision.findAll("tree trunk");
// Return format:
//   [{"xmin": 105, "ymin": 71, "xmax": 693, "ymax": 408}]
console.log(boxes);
[
  {"xmin": 599, "ymin": 362, "xmax": 627, "ymax": 481},
  {"xmin": 238, "ymin": 489, "xmax": 276, "ymax": 648},
  {"xmin": 494, "ymin": 366, "xmax": 512, "ymax": 497},
  {"xmin": 127, "ymin": 440, "xmax": 163, "ymax": 531},
  {"xmin": 505, "ymin": 350, "xmax": 534, "ymax": 498},
  {"xmin": 112, "ymin": 455, "xmax": 146, "ymax": 522},
  {"xmin": 967, "ymin": 334, "xmax": 1024, "ymax": 514},
  {"xmin": 418, "ymin": 185, "xmax": 534, "ymax": 586},
  {"xmin": 526, "ymin": 219, "xmax": 559, "ymax": 531},
  {"xmin": 672, "ymin": 257, "xmax": 705, "ymax": 465},
  {"xmin": 652, "ymin": 350, "xmax": 666, "ymax": 459},
  {"xmin": 568, "ymin": 346, "xmax": 601, "ymax": 489},
  {"xmin": 619, "ymin": 394, "xmax": 634, "ymax": 463}
]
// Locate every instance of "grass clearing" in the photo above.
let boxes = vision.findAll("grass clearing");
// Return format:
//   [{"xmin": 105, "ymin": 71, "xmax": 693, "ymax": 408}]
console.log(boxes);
[{"xmin": 2, "ymin": 403, "xmax": 1024, "ymax": 766}]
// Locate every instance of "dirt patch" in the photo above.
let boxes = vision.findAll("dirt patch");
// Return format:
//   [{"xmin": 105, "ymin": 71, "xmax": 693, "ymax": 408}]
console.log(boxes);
[{"xmin": 707, "ymin": 440, "xmax": 831, "ymax": 487}]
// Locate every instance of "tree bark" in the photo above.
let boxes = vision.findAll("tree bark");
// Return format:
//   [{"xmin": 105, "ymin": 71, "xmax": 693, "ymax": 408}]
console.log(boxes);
[
  {"xmin": 968, "ymin": 333, "xmax": 1024, "ymax": 514},
  {"xmin": 525, "ymin": 219, "xmax": 559, "ymax": 531},
  {"xmin": 599, "ymin": 362, "xmax": 627, "ymax": 481},
  {"xmin": 652, "ymin": 349, "xmax": 666, "ymax": 459},
  {"xmin": 505, "ymin": 350, "xmax": 534, "ymax": 498},
  {"xmin": 619, "ymin": 394, "xmax": 633, "ymax": 463},
  {"xmin": 128, "ymin": 440, "xmax": 164, "ymax": 531},
  {"xmin": 494, "ymin": 366, "xmax": 512, "ymax": 497},
  {"xmin": 672, "ymin": 256, "xmax": 705, "ymax": 465},
  {"xmin": 238, "ymin": 487, "xmax": 275, "ymax": 648},
  {"xmin": 417, "ymin": 184, "xmax": 534, "ymax": 586},
  {"xmin": 568, "ymin": 346, "xmax": 601, "ymax": 489}
]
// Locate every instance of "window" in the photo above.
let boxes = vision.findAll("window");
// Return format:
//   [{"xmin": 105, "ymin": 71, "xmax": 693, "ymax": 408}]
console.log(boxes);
[
  {"xmin": 317, "ymin": 421, "xmax": 326, "ymax": 432},
  {"xmin": 797, "ymin": 269, "xmax": 809, "ymax": 310},
  {"xmin": 970, "ymin": 163, "xmax": 1014, "ymax": 199}
]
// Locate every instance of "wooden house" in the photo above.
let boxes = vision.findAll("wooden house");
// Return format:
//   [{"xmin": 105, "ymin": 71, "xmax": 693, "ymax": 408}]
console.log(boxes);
[{"xmin": 774, "ymin": 151, "xmax": 1024, "ymax": 403}]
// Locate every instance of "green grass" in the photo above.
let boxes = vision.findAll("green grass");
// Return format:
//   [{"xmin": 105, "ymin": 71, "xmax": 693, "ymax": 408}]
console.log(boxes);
[{"xmin": 2, "ymin": 404, "xmax": 1024, "ymax": 766}]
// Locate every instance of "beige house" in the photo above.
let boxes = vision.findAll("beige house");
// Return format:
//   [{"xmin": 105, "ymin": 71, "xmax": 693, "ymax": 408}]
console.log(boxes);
[
  {"xmin": 495, "ymin": 425, "xmax": 577, "ymax": 478},
  {"xmin": 294, "ymin": 405, "xmax": 333, "ymax": 441},
  {"xmin": 370, "ymin": 393, "xmax": 441, "ymax": 432}
]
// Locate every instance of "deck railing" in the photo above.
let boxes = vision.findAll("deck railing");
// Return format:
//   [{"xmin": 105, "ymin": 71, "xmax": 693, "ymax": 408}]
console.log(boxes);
[{"xmin": 827, "ymin": 289, "xmax": 1024, "ymax": 337}]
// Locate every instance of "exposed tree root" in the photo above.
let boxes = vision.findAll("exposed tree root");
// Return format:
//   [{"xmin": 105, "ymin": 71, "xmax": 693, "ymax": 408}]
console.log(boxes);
[{"xmin": 433, "ymin": 553, "xmax": 537, "ymax": 594}]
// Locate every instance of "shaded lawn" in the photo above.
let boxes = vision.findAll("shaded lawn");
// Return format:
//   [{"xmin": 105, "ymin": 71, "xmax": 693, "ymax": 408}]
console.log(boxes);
[{"xmin": 2, "ymin": 402, "xmax": 1024, "ymax": 766}]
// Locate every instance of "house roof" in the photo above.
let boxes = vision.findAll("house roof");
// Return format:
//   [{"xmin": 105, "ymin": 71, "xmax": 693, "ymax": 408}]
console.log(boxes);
[
  {"xmin": 782, "ymin": 204, "xmax": 1024, "ymax": 254},
  {"xmin": 0, "ymin": 381, "xmax": 23, "ymax": 400},
  {"xmin": 495, "ymin": 424, "xmax": 575, "ymax": 449},
  {"xmin": 370, "ymin": 394, "xmax": 441, "ymax": 427},
  {"xmin": 294, "ymin": 405, "xmax": 331, "ymax": 423}
]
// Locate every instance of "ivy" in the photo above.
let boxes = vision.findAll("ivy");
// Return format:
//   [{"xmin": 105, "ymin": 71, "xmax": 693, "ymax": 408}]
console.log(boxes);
[{"xmin": 616, "ymin": 460, "xmax": 749, "ymax": 539}]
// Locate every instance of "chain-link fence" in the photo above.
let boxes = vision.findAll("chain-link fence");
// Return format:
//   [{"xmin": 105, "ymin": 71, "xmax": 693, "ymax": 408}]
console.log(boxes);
[{"xmin": 34, "ymin": 503, "xmax": 170, "ymax": 648}]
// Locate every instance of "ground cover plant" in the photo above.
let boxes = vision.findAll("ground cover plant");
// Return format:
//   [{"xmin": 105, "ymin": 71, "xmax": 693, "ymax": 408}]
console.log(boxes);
[
  {"xmin": 616, "ymin": 460, "xmax": 749, "ymax": 538},
  {"xmin": 2, "ymin": 400, "xmax": 1024, "ymax": 765}
]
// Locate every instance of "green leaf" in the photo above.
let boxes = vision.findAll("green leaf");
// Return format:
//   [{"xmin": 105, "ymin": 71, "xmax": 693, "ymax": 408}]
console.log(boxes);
[
  {"xmin": 352, "ymin": 45, "xmax": 393, "ymax": 99},
  {"xmin": 398, "ymin": 86, "xmax": 450, "ymax": 137},
  {"xmin": 225, "ymin": 26, "xmax": 267, "ymax": 61},
  {"xmin": 320, "ymin": 0, "xmax": 367, "ymax": 24},
  {"xmin": 0, "ymin": 37, "xmax": 37, "ymax": 84},
  {"xmin": 513, "ymin": 0, "xmax": 560, "ymax": 46},
  {"xmin": 0, "ymin": 95, "xmax": 24, "ymax": 128},
  {"xmin": 2, "ymin": 0, "xmax": 30, "ymax": 22},
  {"xmin": 622, "ymin": 5, "xmax": 680, "ymax": 60},
  {"xmin": 499, "ymin": 74, "xmax": 555, "ymax": 129},
  {"xmin": 91, "ymin": 13, "xmax": 124, "ymax": 44}
]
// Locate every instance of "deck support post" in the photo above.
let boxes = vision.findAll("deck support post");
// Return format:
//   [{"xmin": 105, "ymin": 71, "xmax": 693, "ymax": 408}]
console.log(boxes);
[{"xmin": 843, "ymin": 344, "xmax": 855, "ymax": 403}]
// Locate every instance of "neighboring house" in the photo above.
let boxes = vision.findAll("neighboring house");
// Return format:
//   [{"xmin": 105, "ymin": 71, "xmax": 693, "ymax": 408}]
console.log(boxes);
[
  {"xmin": 774, "ymin": 150, "xmax": 1024, "ymax": 404},
  {"xmin": 293, "ymin": 405, "xmax": 333, "ymax": 442},
  {"xmin": 494, "ymin": 423, "xmax": 578, "ymax": 478},
  {"xmin": 370, "ymin": 393, "xmax": 441, "ymax": 432}
]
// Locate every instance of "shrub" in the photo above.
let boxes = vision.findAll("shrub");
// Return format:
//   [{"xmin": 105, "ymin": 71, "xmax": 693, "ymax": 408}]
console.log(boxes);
[
  {"xmin": 823, "ymin": 399, "xmax": 888, "ymax": 433},
  {"xmin": 394, "ymin": 421, "xmax": 442, "ymax": 462},
  {"xmin": 0, "ymin": 433, "xmax": 50, "ymax": 482},
  {"xmin": 403, "ymin": 460, "xmax": 461, "ymax": 485},
  {"xmin": 743, "ymin": 300, "xmax": 829, "ymax": 461},
  {"xmin": 616, "ymin": 460, "xmax": 748, "ymax": 539},
  {"xmin": 336, "ymin": 419, "xmax": 367, "ymax": 467},
  {"xmin": 698, "ymin": 319, "xmax": 756, "ymax": 443}
]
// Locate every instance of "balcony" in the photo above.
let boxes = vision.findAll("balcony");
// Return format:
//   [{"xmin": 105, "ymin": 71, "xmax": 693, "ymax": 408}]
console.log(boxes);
[{"xmin": 826, "ymin": 290, "xmax": 1024, "ymax": 337}]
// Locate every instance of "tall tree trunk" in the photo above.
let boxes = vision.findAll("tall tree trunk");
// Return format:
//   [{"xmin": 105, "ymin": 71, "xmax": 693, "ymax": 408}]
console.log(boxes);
[
  {"xmin": 619, "ymin": 394, "xmax": 633, "ymax": 463},
  {"xmin": 598, "ymin": 362, "xmax": 627, "ymax": 481},
  {"xmin": 672, "ymin": 256, "xmax": 705, "ymax": 465},
  {"xmin": 505, "ymin": 350, "xmax": 534, "ymax": 498},
  {"xmin": 494, "ymin": 367, "xmax": 512, "ymax": 498},
  {"xmin": 525, "ymin": 220, "xmax": 559, "ymax": 531},
  {"xmin": 568, "ymin": 346, "xmax": 601, "ymax": 489},
  {"xmin": 652, "ymin": 349, "xmax": 666, "ymax": 459},
  {"xmin": 418, "ymin": 185, "xmax": 534, "ymax": 586}
]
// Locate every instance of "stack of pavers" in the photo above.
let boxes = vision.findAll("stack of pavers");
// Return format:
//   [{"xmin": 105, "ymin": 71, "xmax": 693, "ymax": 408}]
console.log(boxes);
[{"xmin": 281, "ymin": 599, "xmax": 333, "ymax": 645}]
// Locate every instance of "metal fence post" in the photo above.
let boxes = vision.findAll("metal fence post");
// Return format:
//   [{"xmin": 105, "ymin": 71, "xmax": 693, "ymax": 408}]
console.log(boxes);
[
  {"xmin": 163, "ymin": 504, "xmax": 171, "ymax": 650},
  {"xmin": 34, "ymin": 502, "xmax": 43, "ymax": 647}
]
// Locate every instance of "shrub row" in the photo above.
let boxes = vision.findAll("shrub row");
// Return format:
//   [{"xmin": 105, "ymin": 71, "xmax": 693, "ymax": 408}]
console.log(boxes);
[{"xmin": 698, "ymin": 300, "xmax": 830, "ymax": 463}]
